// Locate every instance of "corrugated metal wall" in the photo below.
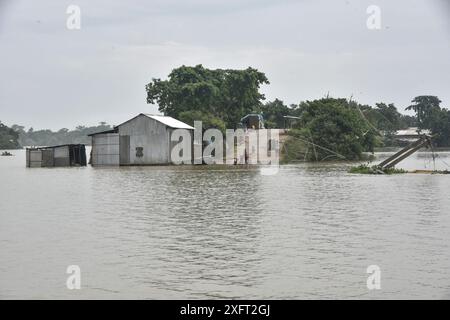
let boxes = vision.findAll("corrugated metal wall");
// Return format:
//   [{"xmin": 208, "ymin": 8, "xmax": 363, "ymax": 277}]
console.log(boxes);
[
  {"xmin": 27, "ymin": 149, "xmax": 43, "ymax": 167},
  {"xmin": 53, "ymin": 146, "xmax": 70, "ymax": 166},
  {"xmin": 91, "ymin": 133, "xmax": 120, "ymax": 166},
  {"xmin": 41, "ymin": 149, "xmax": 54, "ymax": 166},
  {"xmin": 119, "ymin": 135, "xmax": 130, "ymax": 165},
  {"xmin": 26, "ymin": 146, "xmax": 70, "ymax": 167},
  {"xmin": 90, "ymin": 115, "xmax": 194, "ymax": 166},
  {"xmin": 26, "ymin": 145, "xmax": 86, "ymax": 167},
  {"xmin": 118, "ymin": 115, "xmax": 170, "ymax": 165}
]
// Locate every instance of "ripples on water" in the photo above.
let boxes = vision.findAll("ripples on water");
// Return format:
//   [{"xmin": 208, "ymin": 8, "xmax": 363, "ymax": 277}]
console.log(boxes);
[{"xmin": 1, "ymin": 150, "xmax": 450, "ymax": 299}]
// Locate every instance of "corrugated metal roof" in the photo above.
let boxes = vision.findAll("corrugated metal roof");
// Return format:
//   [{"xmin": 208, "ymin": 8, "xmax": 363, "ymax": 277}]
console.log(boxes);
[
  {"xmin": 240, "ymin": 113, "xmax": 264, "ymax": 122},
  {"xmin": 87, "ymin": 128, "xmax": 118, "ymax": 136},
  {"xmin": 142, "ymin": 114, "xmax": 194, "ymax": 130},
  {"xmin": 395, "ymin": 127, "xmax": 431, "ymax": 136},
  {"xmin": 26, "ymin": 144, "xmax": 85, "ymax": 150},
  {"xmin": 108, "ymin": 113, "xmax": 195, "ymax": 130}
]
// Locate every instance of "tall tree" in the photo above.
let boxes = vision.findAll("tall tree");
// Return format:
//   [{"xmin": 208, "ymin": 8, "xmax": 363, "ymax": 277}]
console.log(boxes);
[
  {"xmin": 428, "ymin": 107, "xmax": 450, "ymax": 147},
  {"xmin": 288, "ymin": 98, "xmax": 378, "ymax": 160},
  {"xmin": 259, "ymin": 99, "xmax": 294, "ymax": 128},
  {"xmin": 374, "ymin": 103, "xmax": 402, "ymax": 131},
  {"xmin": 406, "ymin": 95, "xmax": 441, "ymax": 129},
  {"xmin": 146, "ymin": 65, "xmax": 269, "ymax": 128}
]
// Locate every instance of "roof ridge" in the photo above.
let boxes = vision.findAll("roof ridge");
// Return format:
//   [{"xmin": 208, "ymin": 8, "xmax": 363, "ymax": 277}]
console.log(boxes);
[{"xmin": 142, "ymin": 114, "xmax": 194, "ymax": 129}]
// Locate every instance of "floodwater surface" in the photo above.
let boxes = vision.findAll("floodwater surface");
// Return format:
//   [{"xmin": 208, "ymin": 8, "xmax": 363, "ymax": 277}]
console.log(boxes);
[{"xmin": 1, "ymin": 149, "xmax": 450, "ymax": 299}]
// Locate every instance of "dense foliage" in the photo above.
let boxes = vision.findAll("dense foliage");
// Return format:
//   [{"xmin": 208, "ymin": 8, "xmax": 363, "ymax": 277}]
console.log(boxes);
[
  {"xmin": 5, "ymin": 65, "xmax": 449, "ymax": 161},
  {"xmin": 406, "ymin": 96, "xmax": 441, "ymax": 129},
  {"xmin": 406, "ymin": 96, "xmax": 450, "ymax": 147},
  {"xmin": 259, "ymin": 99, "xmax": 295, "ymax": 129},
  {"xmin": 286, "ymin": 98, "xmax": 380, "ymax": 161},
  {"xmin": 177, "ymin": 110, "xmax": 226, "ymax": 133},
  {"xmin": 0, "ymin": 121, "xmax": 20, "ymax": 149},
  {"xmin": 10, "ymin": 123, "xmax": 112, "ymax": 147},
  {"xmin": 146, "ymin": 64, "xmax": 269, "ymax": 129},
  {"xmin": 145, "ymin": 66, "xmax": 450, "ymax": 160},
  {"xmin": 428, "ymin": 108, "xmax": 450, "ymax": 147}
]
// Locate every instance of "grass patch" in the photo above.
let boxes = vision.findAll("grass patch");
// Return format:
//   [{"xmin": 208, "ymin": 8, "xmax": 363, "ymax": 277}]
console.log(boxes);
[{"xmin": 349, "ymin": 164, "xmax": 408, "ymax": 175}]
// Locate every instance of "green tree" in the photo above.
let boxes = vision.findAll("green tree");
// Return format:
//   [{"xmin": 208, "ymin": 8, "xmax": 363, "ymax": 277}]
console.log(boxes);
[
  {"xmin": 360, "ymin": 102, "xmax": 406, "ymax": 146},
  {"xmin": 403, "ymin": 95, "xmax": 450, "ymax": 147},
  {"xmin": 287, "ymin": 98, "xmax": 378, "ymax": 161},
  {"xmin": 146, "ymin": 65, "xmax": 269, "ymax": 129},
  {"xmin": 13, "ymin": 122, "xmax": 112, "ymax": 146},
  {"xmin": 178, "ymin": 110, "xmax": 226, "ymax": 132},
  {"xmin": 374, "ymin": 103, "xmax": 402, "ymax": 132},
  {"xmin": 0, "ymin": 121, "xmax": 21, "ymax": 149},
  {"xmin": 259, "ymin": 99, "xmax": 294, "ymax": 128},
  {"xmin": 398, "ymin": 114, "xmax": 418, "ymax": 128},
  {"xmin": 428, "ymin": 108, "xmax": 450, "ymax": 147},
  {"xmin": 406, "ymin": 96, "xmax": 441, "ymax": 129}
]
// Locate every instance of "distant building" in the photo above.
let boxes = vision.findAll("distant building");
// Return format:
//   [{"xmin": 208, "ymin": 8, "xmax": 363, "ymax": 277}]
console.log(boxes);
[
  {"xmin": 240, "ymin": 114, "xmax": 265, "ymax": 130},
  {"xmin": 88, "ymin": 113, "xmax": 194, "ymax": 166},
  {"xmin": 283, "ymin": 115, "xmax": 301, "ymax": 129},
  {"xmin": 26, "ymin": 144, "xmax": 86, "ymax": 167},
  {"xmin": 395, "ymin": 127, "xmax": 431, "ymax": 141}
]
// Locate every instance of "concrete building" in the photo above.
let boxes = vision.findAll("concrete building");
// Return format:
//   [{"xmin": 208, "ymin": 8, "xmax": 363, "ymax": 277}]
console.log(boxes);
[{"xmin": 89, "ymin": 113, "xmax": 194, "ymax": 166}]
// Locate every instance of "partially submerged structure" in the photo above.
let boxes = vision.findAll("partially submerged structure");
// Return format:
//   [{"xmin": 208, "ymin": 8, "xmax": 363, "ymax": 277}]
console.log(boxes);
[
  {"xmin": 395, "ymin": 127, "xmax": 431, "ymax": 142},
  {"xmin": 89, "ymin": 113, "xmax": 194, "ymax": 166},
  {"xmin": 283, "ymin": 115, "xmax": 301, "ymax": 129},
  {"xmin": 377, "ymin": 134, "xmax": 433, "ymax": 170},
  {"xmin": 350, "ymin": 133, "xmax": 439, "ymax": 174},
  {"xmin": 26, "ymin": 144, "xmax": 87, "ymax": 167},
  {"xmin": 240, "ymin": 113, "xmax": 265, "ymax": 130}
]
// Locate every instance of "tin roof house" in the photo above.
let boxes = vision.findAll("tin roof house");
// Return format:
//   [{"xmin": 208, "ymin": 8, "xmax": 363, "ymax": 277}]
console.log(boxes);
[
  {"xmin": 89, "ymin": 113, "xmax": 194, "ymax": 166},
  {"xmin": 394, "ymin": 127, "xmax": 431, "ymax": 141},
  {"xmin": 240, "ymin": 113, "xmax": 265, "ymax": 130},
  {"xmin": 26, "ymin": 144, "xmax": 87, "ymax": 167}
]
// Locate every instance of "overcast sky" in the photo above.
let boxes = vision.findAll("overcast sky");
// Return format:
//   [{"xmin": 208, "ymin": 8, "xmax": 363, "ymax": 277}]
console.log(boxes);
[{"xmin": 0, "ymin": 0, "xmax": 449, "ymax": 130}]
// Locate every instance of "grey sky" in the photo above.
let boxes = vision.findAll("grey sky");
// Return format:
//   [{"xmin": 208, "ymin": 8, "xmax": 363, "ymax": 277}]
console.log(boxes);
[{"xmin": 0, "ymin": 0, "xmax": 449, "ymax": 130}]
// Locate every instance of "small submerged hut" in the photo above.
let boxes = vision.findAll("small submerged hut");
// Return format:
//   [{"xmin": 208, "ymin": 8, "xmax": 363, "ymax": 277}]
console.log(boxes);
[{"xmin": 26, "ymin": 144, "xmax": 87, "ymax": 167}]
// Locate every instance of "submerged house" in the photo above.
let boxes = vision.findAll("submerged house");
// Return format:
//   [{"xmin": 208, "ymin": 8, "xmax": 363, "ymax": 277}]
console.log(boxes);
[
  {"xmin": 89, "ymin": 113, "xmax": 194, "ymax": 166},
  {"xmin": 240, "ymin": 113, "xmax": 265, "ymax": 130},
  {"xmin": 26, "ymin": 144, "xmax": 87, "ymax": 167},
  {"xmin": 395, "ymin": 127, "xmax": 431, "ymax": 142}
]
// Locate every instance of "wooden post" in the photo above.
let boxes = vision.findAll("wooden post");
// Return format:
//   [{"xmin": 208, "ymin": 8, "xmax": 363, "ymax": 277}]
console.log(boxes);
[{"xmin": 379, "ymin": 135, "xmax": 431, "ymax": 170}]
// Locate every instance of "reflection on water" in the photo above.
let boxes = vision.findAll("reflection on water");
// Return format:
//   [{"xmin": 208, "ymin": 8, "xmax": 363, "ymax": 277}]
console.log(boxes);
[{"xmin": 0, "ymin": 149, "xmax": 450, "ymax": 299}]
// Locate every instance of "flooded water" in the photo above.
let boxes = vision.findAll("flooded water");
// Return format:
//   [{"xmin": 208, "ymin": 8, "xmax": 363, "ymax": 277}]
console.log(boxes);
[{"xmin": 1, "ymin": 149, "xmax": 450, "ymax": 299}]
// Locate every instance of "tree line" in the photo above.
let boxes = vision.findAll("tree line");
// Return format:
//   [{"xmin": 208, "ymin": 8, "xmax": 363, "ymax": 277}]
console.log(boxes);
[
  {"xmin": 146, "ymin": 65, "xmax": 449, "ymax": 160},
  {"xmin": 0, "ymin": 121, "xmax": 21, "ymax": 149},
  {"xmin": 2, "ymin": 65, "xmax": 449, "ymax": 160},
  {"xmin": 0, "ymin": 123, "xmax": 112, "ymax": 149}
]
